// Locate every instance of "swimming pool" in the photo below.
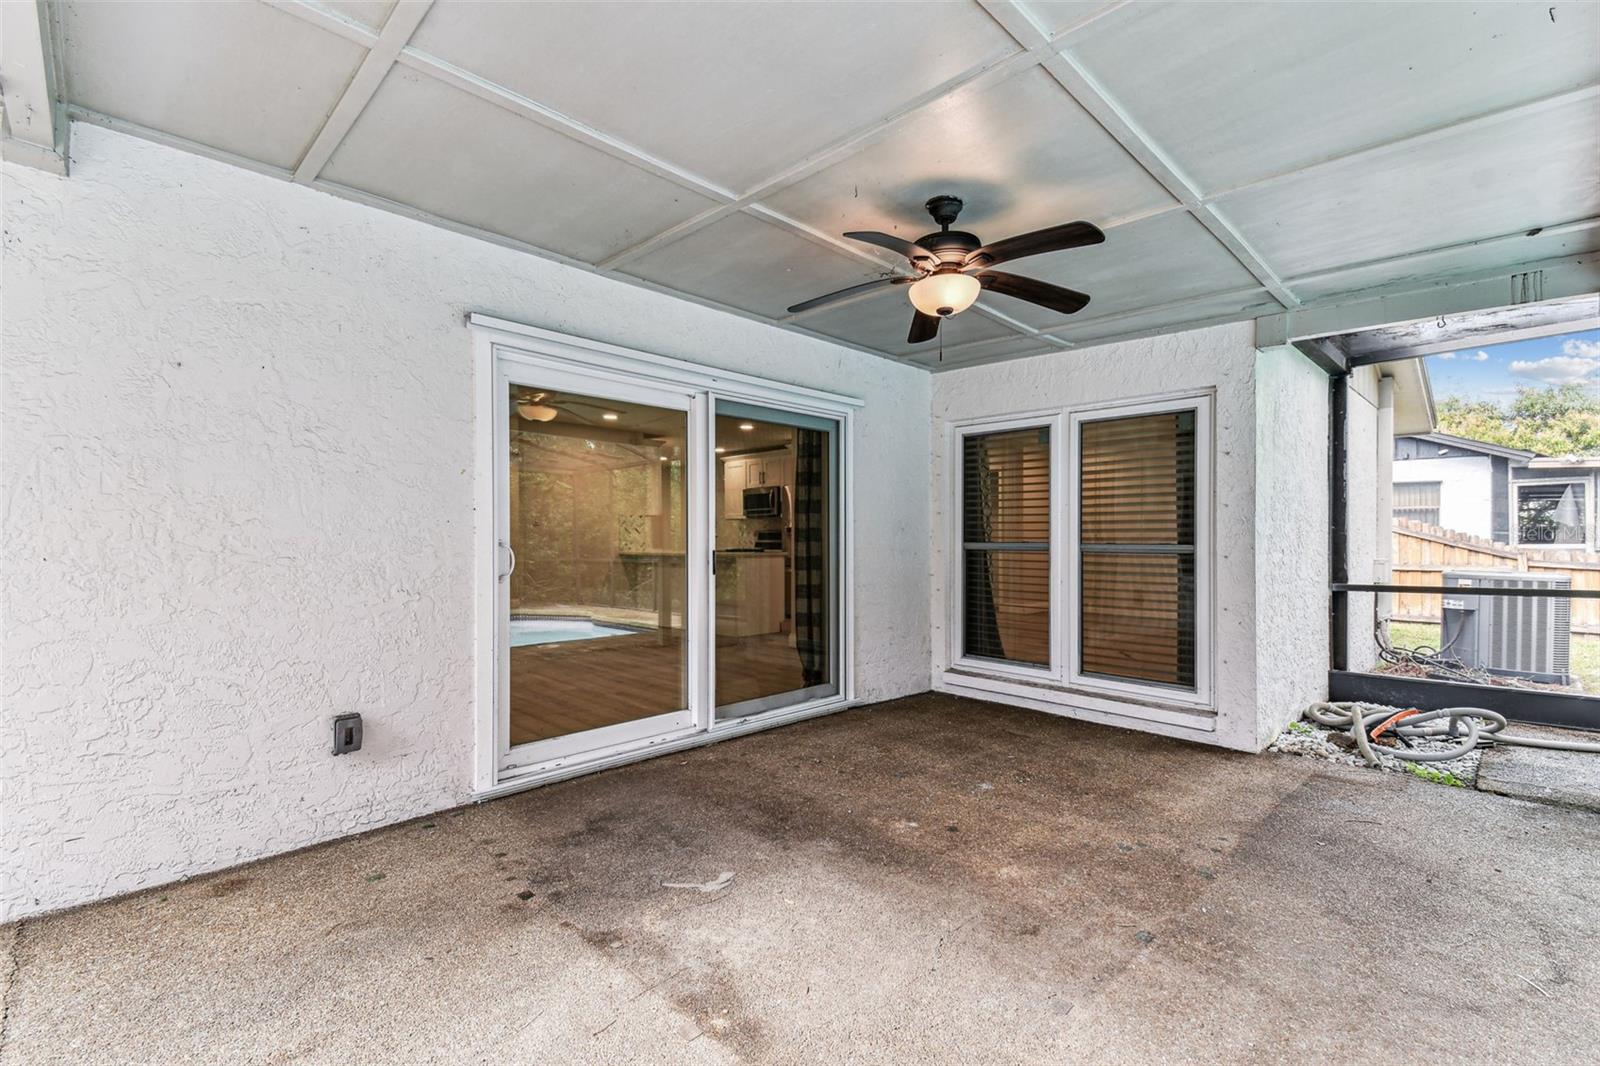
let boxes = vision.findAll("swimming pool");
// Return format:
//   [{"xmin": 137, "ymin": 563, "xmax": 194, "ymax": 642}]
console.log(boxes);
[{"xmin": 509, "ymin": 617, "xmax": 639, "ymax": 647}]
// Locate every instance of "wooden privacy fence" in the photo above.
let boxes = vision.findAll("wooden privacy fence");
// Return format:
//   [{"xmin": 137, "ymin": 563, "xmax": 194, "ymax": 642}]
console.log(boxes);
[{"xmin": 1390, "ymin": 518, "xmax": 1600, "ymax": 633}]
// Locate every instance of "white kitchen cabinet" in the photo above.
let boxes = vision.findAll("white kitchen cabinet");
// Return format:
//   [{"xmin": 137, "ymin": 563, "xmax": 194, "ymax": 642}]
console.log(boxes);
[
  {"xmin": 722, "ymin": 450, "xmax": 792, "ymax": 516},
  {"xmin": 720, "ymin": 457, "xmax": 749, "ymax": 518}
]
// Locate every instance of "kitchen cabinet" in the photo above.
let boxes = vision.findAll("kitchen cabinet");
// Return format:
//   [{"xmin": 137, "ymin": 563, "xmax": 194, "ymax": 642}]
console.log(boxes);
[
  {"xmin": 721, "ymin": 450, "xmax": 791, "ymax": 517},
  {"xmin": 715, "ymin": 552, "xmax": 786, "ymax": 636}
]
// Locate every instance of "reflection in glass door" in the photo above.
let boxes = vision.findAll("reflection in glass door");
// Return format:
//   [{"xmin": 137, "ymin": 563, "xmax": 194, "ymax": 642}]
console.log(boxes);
[
  {"xmin": 713, "ymin": 402, "xmax": 839, "ymax": 718},
  {"xmin": 503, "ymin": 381, "xmax": 692, "ymax": 758}
]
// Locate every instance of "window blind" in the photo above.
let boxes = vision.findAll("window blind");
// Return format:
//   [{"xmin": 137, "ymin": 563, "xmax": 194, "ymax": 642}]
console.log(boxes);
[
  {"xmin": 1079, "ymin": 411, "xmax": 1196, "ymax": 688},
  {"xmin": 962, "ymin": 427, "xmax": 1050, "ymax": 665},
  {"xmin": 1393, "ymin": 481, "xmax": 1441, "ymax": 526}
]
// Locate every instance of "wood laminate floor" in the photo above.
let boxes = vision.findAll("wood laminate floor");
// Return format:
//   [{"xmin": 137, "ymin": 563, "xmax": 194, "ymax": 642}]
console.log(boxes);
[{"xmin": 509, "ymin": 631, "xmax": 809, "ymax": 746}]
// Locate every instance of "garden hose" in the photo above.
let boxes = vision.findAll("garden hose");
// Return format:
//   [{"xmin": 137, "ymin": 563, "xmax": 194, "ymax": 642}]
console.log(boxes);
[{"xmin": 1304, "ymin": 701, "xmax": 1600, "ymax": 768}]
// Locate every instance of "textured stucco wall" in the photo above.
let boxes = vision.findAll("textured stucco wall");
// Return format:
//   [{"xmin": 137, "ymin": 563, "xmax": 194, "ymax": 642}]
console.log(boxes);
[
  {"xmin": 929, "ymin": 322, "xmax": 1263, "ymax": 751},
  {"xmin": 1, "ymin": 124, "xmax": 931, "ymax": 920},
  {"xmin": 1253, "ymin": 346, "xmax": 1330, "ymax": 745}
]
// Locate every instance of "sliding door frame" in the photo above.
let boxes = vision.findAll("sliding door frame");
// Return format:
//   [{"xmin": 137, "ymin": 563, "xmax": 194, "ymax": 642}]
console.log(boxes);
[
  {"xmin": 492, "ymin": 358, "xmax": 704, "ymax": 776},
  {"xmin": 471, "ymin": 314, "xmax": 860, "ymax": 796}
]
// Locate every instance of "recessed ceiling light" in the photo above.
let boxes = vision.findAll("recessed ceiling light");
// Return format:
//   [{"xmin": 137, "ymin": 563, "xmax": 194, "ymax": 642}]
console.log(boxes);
[
  {"xmin": 739, "ymin": 422, "xmax": 754, "ymax": 431},
  {"xmin": 659, "ymin": 456, "xmax": 670, "ymax": 462},
  {"xmin": 714, "ymin": 446, "xmax": 726, "ymax": 454},
  {"xmin": 602, "ymin": 412, "xmax": 619, "ymax": 421}
]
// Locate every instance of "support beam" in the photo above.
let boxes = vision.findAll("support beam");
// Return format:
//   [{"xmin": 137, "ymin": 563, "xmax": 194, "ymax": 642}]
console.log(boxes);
[
  {"xmin": 0, "ymin": 0, "xmax": 67, "ymax": 174},
  {"xmin": 1257, "ymin": 253, "xmax": 1600, "ymax": 351},
  {"xmin": 293, "ymin": 1, "xmax": 433, "ymax": 184},
  {"xmin": 1292, "ymin": 336, "xmax": 1350, "ymax": 376}
]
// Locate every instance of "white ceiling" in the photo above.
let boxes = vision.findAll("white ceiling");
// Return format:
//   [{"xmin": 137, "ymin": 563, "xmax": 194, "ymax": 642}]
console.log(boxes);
[{"xmin": 50, "ymin": 0, "xmax": 1600, "ymax": 371}]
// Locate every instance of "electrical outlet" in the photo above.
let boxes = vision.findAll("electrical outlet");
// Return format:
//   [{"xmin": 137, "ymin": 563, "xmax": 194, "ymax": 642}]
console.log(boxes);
[{"xmin": 333, "ymin": 713, "xmax": 362, "ymax": 755}]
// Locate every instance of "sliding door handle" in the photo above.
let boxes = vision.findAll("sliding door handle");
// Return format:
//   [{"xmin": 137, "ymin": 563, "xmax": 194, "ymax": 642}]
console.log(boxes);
[{"xmin": 498, "ymin": 540, "xmax": 517, "ymax": 582}]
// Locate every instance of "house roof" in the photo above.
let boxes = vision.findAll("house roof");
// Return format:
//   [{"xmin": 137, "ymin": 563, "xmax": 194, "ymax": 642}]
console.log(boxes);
[
  {"xmin": 1402, "ymin": 432, "xmax": 1536, "ymax": 463},
  {"xmin": 1384, "ymin": 359, "xmax": 1436, "ymax": 437},
  {"xmin": 1527, "ymin": 456, "xmax": 1600, "ymax": 469},
  {"xmin": 9, "ymin": 1, "xmax": 1596, "ymax": 371}
]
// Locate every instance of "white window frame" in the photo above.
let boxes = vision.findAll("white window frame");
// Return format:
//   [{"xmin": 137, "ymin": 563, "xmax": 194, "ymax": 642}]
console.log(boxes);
[
  {"xmin": 1511, "ymin": 477, "xmax": 1593, "ymax": 550},
  {"xmin": 942, "ymin": 391, "xmax": 1216, "ymax": 728},
  {"xmin": 1066, "ymin": 394, "xmax": 1214, "ymax": 709},
  {"xmin": 471, "ymin": 314, "xmax": 859, "ymax": 797},
  {"xmin": 947, "ymin": 412, "xmax": 1064, "ymax": 682}
]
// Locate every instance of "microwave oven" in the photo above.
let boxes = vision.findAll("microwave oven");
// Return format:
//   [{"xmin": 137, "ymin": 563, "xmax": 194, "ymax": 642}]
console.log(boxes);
[{"xmin": 742, "ymin": 486, "xmax": 784, "ymax": 518}]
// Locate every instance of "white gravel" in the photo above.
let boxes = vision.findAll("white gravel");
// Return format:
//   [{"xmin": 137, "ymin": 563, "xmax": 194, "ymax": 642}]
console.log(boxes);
[{"xmin": 1270, "ymin": 718, "xmax": 1482, "ymax": 786}]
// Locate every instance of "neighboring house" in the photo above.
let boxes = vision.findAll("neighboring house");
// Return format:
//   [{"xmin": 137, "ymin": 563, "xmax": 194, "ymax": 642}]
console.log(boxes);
[
  {"xmin": 1392, "ymin": 433, "xmax": 1535, "ymax": 543},
  {"xmin": 1394, "ymin": 434, "xmax": 1599, "ymax": 550}
]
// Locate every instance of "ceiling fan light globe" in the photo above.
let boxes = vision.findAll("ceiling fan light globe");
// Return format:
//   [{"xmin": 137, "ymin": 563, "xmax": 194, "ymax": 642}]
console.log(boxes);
[
  {"xmin": 517, "ymin": 402, "xmax": 559, "ymax": 422},
  {"xmin": 909, "ymin": 273, "xmax": 980, "ymax": 318}
]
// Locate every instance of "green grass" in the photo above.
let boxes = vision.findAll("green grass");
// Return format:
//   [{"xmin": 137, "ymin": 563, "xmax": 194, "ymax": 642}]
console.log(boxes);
[
  {"xmin": 1403, "ymin": 762, "xmax": 1466, "ymax": 788},
  {"xmin": 1387, "ymin": 620, "xmax": 1600, "ymax": 693}
]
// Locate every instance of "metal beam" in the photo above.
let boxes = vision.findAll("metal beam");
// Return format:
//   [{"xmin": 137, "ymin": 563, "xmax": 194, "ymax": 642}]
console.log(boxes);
[
  {"xmin": 0, "ymin": 0, "xmax": 67, "ymax": 174},
  {"xmin": 1293, "ymin": 336, "xmax": 1350, "ymax": 376},
  {"xmin": 293, "ymin": 1, "xmax": 433, "ymax": 184},
  {"xmin": 1259, "ymin": 254, "xmax": 1600, "ymax": 351}
]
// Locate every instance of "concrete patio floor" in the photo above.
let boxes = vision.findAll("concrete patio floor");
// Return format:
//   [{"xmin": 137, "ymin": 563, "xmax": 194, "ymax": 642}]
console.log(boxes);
[{"xmin": 3, "ymin": 692, "xmax": 1597, "ymax": 1065}]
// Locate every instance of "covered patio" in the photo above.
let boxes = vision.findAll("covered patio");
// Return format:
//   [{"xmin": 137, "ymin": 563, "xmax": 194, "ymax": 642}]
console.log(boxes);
[{"xmin": 3, "ymin": 694, "xmax": 1593, "ymax": 1064}]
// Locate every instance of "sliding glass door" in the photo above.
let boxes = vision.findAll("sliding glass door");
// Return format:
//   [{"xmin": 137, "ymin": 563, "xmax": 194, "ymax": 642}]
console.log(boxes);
[
  {"xmin": 491, "ymin": 347, "xmax": 846, "ymax": 779},
  {"xmin": 713, "ymin": 402, "xmax": 840, "ymax": 719},
  {"xmin": 499, "ymin": 372, "xmax": 698, "ymax": 770}
]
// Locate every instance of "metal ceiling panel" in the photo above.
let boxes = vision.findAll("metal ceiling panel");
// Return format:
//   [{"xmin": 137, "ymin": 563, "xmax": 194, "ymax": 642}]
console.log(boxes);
[
  {"xmin": 60, "ymin": 0, "xmax": 365, "ymax": 170},
  {"xmin": 1045, "ymin": 288, "xmax": 1282, "ymax": 346},
  {"xmin": 1067, "ymin": 1, "xmax": 1600, "ymax": 193},
  {"xmin": 406, "ymin": 0, "xmax": 1018, "ymax": 193},
  {"xmin": 319, "ymin": 1, "xmax": 396, "ymax": 31},
  {"xmin": 1291, "ymin": 225, "xmax": 1600, "ymax": 303},
  {"xmin": 1216, "ymin": 93, "xmax": 1600, "ymax": 281},
  {"xmin": 903, "ymin": 333, "xmax": 1057, "ymax": 371},
  {"xmin": 44, "ymin": 0, "xmax": 1600, "ymax": 368},
  {"xmin": 972, "ymin": 210, "xmax": 1265, "ymax": 331},
  {"xmin": 621, "ymin": 213, "xmax": 891, "ymax": 320},
  {"xmin": 1022, "ymin": 1, "xmax": 1125, "ymax": 39},
  {"xmin": 761, "ymin": 66, "xmax": 1175, "ymax": 250},
  {"xmin": 320, "ymin": 68, "xmax": 718, "ymax": 264}
]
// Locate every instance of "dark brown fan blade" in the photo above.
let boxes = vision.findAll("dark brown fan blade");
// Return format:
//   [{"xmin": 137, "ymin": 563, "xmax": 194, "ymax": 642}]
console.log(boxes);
[
  {"xmin": 908, "ymin": 310, "xmax": 941, "ymax": 344},
  {"xmin": 844, "ymin": 231, "xmax": 940, "ymax": 267},
  {"xmin": 977, "ymin": 271, "xmax": 1090, "ymax": 315},
  {"xmin": 963, "ymin": 221, "xmax": 1104, "ymax": 269},
  {"xmin": 786, "ymin": 276, "xmax": 912, "ymax": 315}
]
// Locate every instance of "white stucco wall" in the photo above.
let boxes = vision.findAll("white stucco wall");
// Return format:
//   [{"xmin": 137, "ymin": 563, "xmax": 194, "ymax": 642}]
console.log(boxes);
[
  {"xmin": 1395, "ymin": 455, "xmax": 1493, "ymax": 538},
  {"xmin": 929, "ymin": 322, "xmax": 1275, "ymax": 752},
  {"xmin": 1253, "ymin": 346, "xmax": 1330, "ymax": 745},
  {"xmin": 0, "ymin": 124, "xmax": 932, "ymax": 921}
]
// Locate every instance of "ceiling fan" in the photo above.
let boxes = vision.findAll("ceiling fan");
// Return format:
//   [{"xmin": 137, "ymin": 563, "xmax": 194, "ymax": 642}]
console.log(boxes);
[{"xmin": 787, "ymin": 195, "xmax": 1104, "ymax": 344}]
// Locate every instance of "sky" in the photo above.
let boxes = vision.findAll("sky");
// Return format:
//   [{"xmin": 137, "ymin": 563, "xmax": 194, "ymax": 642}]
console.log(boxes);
[{"xmin": 1425, "ymin": 327, "xmax": 1600, "ymax": 405}]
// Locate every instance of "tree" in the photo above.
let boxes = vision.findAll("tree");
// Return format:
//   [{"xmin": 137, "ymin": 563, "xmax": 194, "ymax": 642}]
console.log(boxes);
[{"xmin": 1436, "ymin": 384, "xmax": 1600, "ymax": 457}]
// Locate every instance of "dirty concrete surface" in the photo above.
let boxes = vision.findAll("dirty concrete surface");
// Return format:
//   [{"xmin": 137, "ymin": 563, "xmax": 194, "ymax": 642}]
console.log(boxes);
[
  {"xmin": 1477, "ymin": 730, "xmax": 1600, "ymax": 812},
  {"xmin": 2, "ymin": 693, "xmax": 1597, "ymax": 1065}
]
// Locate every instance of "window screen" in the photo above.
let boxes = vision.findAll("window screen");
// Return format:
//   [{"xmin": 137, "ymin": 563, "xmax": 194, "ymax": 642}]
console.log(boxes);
[
  {"xmin": 962, "ymin": 427, "xmax": 1050, "ymax": 665},
  {"xmin": 1393, "ymin": 481, "xmax": 1441, "ymax": 526},
  {"xmin": 1079, "ymin": 410, "xmax": 1196, "ymax": 689},
  {"xmin": 1517, "ymin": 482, "xmax": 1587, "ymax": 545}
]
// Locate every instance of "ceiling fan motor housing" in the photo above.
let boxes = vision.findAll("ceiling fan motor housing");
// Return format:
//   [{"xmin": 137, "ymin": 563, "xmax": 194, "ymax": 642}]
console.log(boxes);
[{"xmin": 917, "ymin": 195, "xmax": 981, "ymax": 264}]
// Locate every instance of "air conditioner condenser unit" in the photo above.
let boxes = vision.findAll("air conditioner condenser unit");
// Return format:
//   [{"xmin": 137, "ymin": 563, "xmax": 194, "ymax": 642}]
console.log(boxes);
[{"xmin": 1440, "ymin": 569, "xmax": 1571, "ymax": 684}]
